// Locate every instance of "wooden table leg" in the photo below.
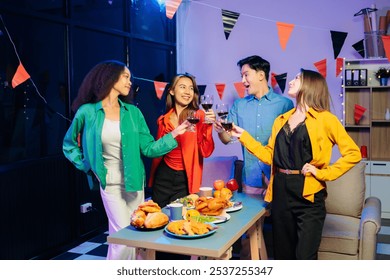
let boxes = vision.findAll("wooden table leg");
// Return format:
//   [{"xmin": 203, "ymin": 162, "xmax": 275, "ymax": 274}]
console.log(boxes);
[
  {"xmin": 257, "ymin": 218, "xmax": 268, "ymax": 260},
  {"xmin": 136, "ymin": 248, "xmax": 156, "ymax": 260},
  {"xmin": 206, "ymin": 247, "xmax": 232, "ymax": 260},
  {"xmin": 247, "ymin": 224, "xmax": 260, "ymax": 260}
]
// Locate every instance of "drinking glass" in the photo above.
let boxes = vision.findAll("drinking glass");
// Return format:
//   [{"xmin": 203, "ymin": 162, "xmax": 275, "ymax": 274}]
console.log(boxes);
[
  {"xmin": 200, "ymin": 94, "xmax": 214, "ymax": 124},
  {"xmin": 215, "ymin": 103, "xmax": 229, "ymax": 121},
  {"xmin": 216, "ymin": 104, "xmax": 237, "ymax": 144},
  {"xmin": 187, "ymin": 110, "xmax": 200, "ymax": 132}
]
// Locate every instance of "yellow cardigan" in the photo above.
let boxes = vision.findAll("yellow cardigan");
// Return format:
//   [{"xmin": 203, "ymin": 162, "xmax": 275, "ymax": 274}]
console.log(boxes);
[{"xmin": 239, "ymin": 108, "xmax": 362, "ymax": 202}]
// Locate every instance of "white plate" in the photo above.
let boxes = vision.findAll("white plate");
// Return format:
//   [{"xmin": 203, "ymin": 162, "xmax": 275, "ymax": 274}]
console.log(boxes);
[
  {"xmin": 225, "ymin": 203, "xmax": 243, "ymax": 213},
  {"xmin": 184, "ymin": 212, "xmax": 231, "ymax": 224},
  {"xmin": 164, "ymin": 223, "xmax": 217, "ymax": 239},
  {"xmin": 211, "ymin": 212, "xmax": 231, "ymax": 224}
]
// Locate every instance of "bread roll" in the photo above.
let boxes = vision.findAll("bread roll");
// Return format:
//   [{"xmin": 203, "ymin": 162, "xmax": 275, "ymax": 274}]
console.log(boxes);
[
  {"xmin": 131, "ymin": 209, "xmax": 146, "ymax": 228},
  {"xmin": 144, "ymin": 212, "xmax": 169, "ymax": 228}
]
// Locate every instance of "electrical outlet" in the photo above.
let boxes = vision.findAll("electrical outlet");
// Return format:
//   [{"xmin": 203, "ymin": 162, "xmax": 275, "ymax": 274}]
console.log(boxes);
[{"xmin": 80, "ymin": 202, "xmax": 92, "ymax": 213}]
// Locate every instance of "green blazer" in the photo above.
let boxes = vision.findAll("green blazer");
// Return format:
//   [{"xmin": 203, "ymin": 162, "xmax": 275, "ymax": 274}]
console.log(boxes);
[{"xmin": 63, "ymin": 99, "xmax": 177, "ymax": 192}]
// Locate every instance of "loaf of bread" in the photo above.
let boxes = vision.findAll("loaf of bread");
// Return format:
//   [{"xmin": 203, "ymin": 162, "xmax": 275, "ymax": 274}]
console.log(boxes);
[{"xmin": 144, "ymin": 212, "xmax": 169, "ymax": 228}]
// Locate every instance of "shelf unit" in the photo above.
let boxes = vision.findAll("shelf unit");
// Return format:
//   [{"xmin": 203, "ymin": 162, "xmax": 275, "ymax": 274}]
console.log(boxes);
[{"xmin": 343, "ymin": 58, "xmax": 390, "ymax": 218}]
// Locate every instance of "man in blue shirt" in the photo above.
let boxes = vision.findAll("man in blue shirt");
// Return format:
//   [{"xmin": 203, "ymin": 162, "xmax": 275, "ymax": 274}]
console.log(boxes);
[{"xmin": 217, "ymin": 55, "xmax": 294, "ymax": 195}]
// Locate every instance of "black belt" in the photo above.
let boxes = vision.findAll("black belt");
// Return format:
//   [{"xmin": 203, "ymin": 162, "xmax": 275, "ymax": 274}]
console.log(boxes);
[{"xmin": 276, "ymin": 168, "xmax": 302, "ymax": 175}]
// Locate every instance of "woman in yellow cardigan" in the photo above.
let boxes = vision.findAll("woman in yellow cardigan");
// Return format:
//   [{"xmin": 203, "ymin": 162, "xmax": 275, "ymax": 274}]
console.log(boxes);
[{"xmin": 231, "ymin": 69, "xmax": 361, "ymax": 259}]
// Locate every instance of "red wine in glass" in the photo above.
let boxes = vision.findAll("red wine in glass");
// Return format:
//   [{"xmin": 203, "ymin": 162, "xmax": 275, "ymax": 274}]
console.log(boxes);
[
  {"xmin": 221, "ymin": 122, "xmax": 233, "ymax": 131},
  {"xmin": 188, "ymin": 118, "xmax": 200, "ymax": 125},
  {"xmin": 217, "ymin": 112, "xmax": 228, "ymax": 119},
  {"xmin": 201, "ymin": 103, "xmax": 213, "ymax": 111}
]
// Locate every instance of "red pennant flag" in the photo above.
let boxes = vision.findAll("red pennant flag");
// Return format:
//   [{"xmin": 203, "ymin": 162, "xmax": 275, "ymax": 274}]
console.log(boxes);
[
  {"xmin": 12, "ymin": 62, "xmax": 30, "ymax": 88},
  {"xmin": 314, "ymin": 59, "xmax": 327, "ymax": 78},
  {"xmin": 215, "ymin": 83, "xmax": 226, "ymax": 100},
  {"xmin": 154, "ymin": 81, "xmax": 168, "ymax": 100},
  {"xmin": 271, "ymin": 72, "xmax": 277, "ymax": 88},
  {"xmin": 336, "ymin": 58, "xmax": 344, "ymax": 77},
  {"xmin": 276, "ymin": 22, "xmax": 295, "ymax": 50},
  {"xmin": 166, "ymin": 0, "xmax": 182, "ymax": 19},
  {"xmin": 233, "ymin": 82, "xmax": 246, "ymax": 98},
  {"xmin": 382, "ymin": 35, "xmax": 390, "ymax": 62}
]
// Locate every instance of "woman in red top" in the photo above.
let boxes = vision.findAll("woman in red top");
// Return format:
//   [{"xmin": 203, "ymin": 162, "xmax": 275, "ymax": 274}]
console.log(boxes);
[{"xmin": 149, "ymin": 74, "xmax": 215, "ymax": 207}]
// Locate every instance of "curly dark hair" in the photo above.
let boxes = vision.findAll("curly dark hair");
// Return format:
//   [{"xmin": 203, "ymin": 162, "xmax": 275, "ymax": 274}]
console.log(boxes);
[{"xmin": 71, "ymin": 60, "xmax": 127, "ymax": 112}]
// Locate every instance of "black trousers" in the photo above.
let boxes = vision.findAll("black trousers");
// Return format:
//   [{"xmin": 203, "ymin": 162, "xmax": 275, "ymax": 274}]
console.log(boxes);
[
  {"xmin": 152, "ymin": 160, "xmax": 189, "ymax": 208},
  {"xmin": 271, "ymin": 172, "xmax": 326, "ymax": 260}
]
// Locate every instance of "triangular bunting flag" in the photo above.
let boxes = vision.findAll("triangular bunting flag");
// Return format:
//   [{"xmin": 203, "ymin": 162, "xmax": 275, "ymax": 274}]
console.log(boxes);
[
  {"xmin": 275, "ymin": 73, "xmax": 287, "ymax": 93},
  {"xmin": 154, "ymin": 81, "xmax": 168, "ymax": 100},
  {"xmin": 221, "ymin": 9, "xmax": 240, "ymax": 40},
  {"xmin": 336, "ymin": 58, "xmax": 344, "ymax": 77},
  {"xmin": 276, "ymin": 22, "xmax": 295, "ymax": 50},
  {"xmin": 382, "ymin": 35, "xmax": 390, "ymax": 62},
  {"xmin": 215, "ymin": 83, "xmax": 226, "ymax": 100},
  {"xmin": 271, "ymin": 72, "xmax": 277, "ymax": 88},
  {"xmin": 330, "ymin": 31, "xmax": 348, "ymax": 59},
  {"xmin": 352, "ymin": 39, "xmax": 365, "ymax": 58},
  {"xmin": 314, "ymin": 59, "xmax": 327, "ymax": 78},
  {"xmin": 12, "ymin": 62, "xmax": 30, "ymax": 88},
  {"xmin": 233, "ymin": 82, "xmax": 246, "ymax": 98},
  {"xmin": 166, "ymin": 0, "xmax": 182, "ymax": 20},
  {"xmin": 198, "ymin": 85, "xmax": 207, "ymax": 96}
]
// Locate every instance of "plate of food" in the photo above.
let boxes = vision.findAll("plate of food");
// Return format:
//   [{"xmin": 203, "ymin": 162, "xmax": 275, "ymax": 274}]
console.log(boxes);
[
  {"xmin": 185, "ymin": 209, "xmax": 230, "ymax": 224},
  {"xmin": 173, "ymin": 194, "xmax": 199, "ymax": 209},
  {"xmin": 225, "ymin": 201, "xmax": 243, "ymax": 213},
  {"xmin": 164, "ymin": 220, "xmax": 217, "ymax": 239},
  {"xmin": 130, "ymin": 200, "xmax": 169, "ymax": 230}
]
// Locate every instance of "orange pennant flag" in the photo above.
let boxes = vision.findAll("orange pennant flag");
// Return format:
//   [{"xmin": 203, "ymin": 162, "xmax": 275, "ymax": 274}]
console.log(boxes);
[
  {"xmin": 336, "ymin": 57, "xmax": 344, "ymax": 77},
  {"xmin": 276, "ymin": 22, "xmax": 295, "ymax": 50},
  {"xmin": 154, "ymin": 81, "xmax": 168, "ymax": 100},
  {"xmin": 271, "ymin": 72, "xmax": 277, "ymax": 88},
  {"xmin": 12, "ymin": 62, "xmax": 31, "ymax": 88},
  {"xmin": 233, "ymin": 82, "xmax": 246, "ymax": 98},
  {"xmin": 166, "ymin": 0, "xmax": 182, "ymax": 19},
  {"xmin": 382, "ymin": 35, "xmax": 390, "ymax": 62},
  {"xmin": 215, "ymin": 83, "xmax": 226, "ymax": 100},
  {"xmin": 314, "ymin": 59, "xmax": 327, "ymax": 78}
]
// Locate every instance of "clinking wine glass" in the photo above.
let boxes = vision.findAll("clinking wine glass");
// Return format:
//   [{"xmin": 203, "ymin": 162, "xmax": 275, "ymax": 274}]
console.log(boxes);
[
  {"xmin": 200, "ymin": 94, "xmax": 214, "ymax": 124},
  {"xmin": 216, "ymin": 104, "xmax": 237, "ymax": 144},
  {"xmin": 215, "ymin": 103, "xmax": 229, "ymax": 121},
  {"xmin": 187, "ymin": 110, "xmax": 200, "ymax": 132}
]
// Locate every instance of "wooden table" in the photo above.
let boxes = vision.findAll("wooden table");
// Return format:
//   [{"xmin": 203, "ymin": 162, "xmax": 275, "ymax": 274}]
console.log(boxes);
[{"xmin": 107, "ymin": 193, "xmax": 268, "ymax": 260}]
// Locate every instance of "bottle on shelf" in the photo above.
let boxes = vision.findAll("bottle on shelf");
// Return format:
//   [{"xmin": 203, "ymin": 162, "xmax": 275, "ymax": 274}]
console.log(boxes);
[{"xmin": 385, "ymin": 108, "xmax": 390, "ymax": 120}]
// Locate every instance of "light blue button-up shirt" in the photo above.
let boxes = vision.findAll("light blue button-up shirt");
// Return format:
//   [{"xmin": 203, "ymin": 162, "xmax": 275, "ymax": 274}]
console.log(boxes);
[{"xmin": 229, "ymin": 88, "xmax": 294, "ymax": 187}]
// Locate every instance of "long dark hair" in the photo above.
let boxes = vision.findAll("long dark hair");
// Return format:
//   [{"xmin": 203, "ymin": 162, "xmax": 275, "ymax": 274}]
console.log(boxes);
[
  {"xmin": 71, "ymin": 60, "xmax": 127, "ymax": 112},
  {"xmin": 166, "ymin": 74, "xmax": 200, "ymax": 123}
]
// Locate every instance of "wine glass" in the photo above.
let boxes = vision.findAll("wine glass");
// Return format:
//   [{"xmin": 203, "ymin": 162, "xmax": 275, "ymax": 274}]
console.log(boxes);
[
  {"xmin": 216, "ymin": 104, "xmax": 237, "ymax": 144},
  {"xmin": 200, "ymin": 94, "xmax": 214, "ymax": 124},
  {"xmin": 215, "ymin": 103, "xmax": 229, "ymax": 121},
  {"xmin": 187, "ymin": 110, "xmax": 200, "ymax": 132}
]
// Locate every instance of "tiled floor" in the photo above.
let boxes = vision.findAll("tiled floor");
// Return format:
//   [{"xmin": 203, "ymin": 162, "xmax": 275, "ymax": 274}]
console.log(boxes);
[{"xmin": 52, "ymin": 219, "xmax": 390, "ymax": 260}]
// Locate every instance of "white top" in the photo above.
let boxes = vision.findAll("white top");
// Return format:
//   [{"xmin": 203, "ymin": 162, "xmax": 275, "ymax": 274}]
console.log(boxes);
[{"xmin": 102, "ymin": 118, "xmax": 124, "ymax": 185}]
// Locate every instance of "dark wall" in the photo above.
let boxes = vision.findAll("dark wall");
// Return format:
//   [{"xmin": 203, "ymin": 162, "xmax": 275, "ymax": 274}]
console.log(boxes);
[{"xmin": 0, "ymin": 0, "xmax": 176, "ymax": 259}]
